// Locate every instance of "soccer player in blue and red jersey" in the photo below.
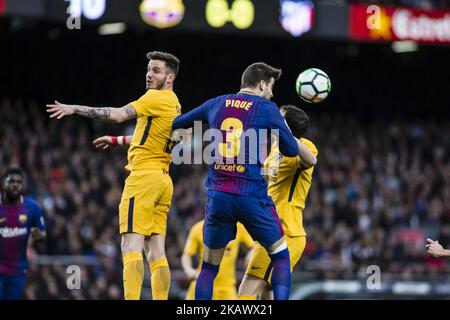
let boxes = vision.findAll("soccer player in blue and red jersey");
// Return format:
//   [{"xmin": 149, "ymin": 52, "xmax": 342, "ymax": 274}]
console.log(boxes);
[
  {"xmin": 172, "ymin": 62, "xmax": 317, "ymax": 300},
  {"xmin": 0, "ymin": 167, "xmax": 46, "ymax": 300}
]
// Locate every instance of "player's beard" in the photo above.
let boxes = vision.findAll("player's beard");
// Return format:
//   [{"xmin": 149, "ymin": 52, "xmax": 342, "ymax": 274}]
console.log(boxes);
[
  {"xmin": 146, "ymin": 76, "xmax": 167, "ymax": 90},
  {"xmin": 3, "ymin": 191, "xmax": 21, "ymax": 203},
  {"xmin": 154, "ymin": 76, "xmax": 167, "ymax": 90},
  {"xmin": 262, "ymin": 88, "xmax": 272, "ymax": 100}
]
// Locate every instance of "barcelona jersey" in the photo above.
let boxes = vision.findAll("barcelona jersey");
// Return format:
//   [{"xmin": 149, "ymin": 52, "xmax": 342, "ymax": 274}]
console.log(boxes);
[
  {"xmin": 172, "ymin": 93, "xmax": 299, "ymax": 197},
  {"xmin": 0, "ymin": 197, "xmax": 46, "ymax": 276}
]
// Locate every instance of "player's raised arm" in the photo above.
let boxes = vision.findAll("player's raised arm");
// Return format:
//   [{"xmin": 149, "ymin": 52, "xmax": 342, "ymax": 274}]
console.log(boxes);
[
  {"xmin": 296, "ymin": 139, "xmax": 317, "ymax": 168},
  {"xmin": 172, "ymin": 98, "xmax": 214, "ymax": 130},
  {"xmin": 46, "ymin": 101, "xmax": 137, "ymax": 123}
]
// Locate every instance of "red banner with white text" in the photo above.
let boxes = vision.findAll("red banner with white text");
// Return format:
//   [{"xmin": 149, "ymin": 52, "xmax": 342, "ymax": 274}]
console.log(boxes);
[{"xmin": 350, "ymin": 4, "xmax": 450, "ymax": 44}]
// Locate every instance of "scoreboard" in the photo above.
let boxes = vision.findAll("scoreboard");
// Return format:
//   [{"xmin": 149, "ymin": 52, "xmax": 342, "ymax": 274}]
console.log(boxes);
[{"xmin": 1, "ymin": 0, "xmax": 348, "ymax": 39}]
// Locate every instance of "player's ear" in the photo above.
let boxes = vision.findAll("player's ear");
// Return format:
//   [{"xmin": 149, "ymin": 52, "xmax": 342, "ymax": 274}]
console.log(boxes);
[
  {"xmin": 258, "ymin": 80, "xmax": 266, "ymax": 92},
  {"xmin": 167, "ymin": 73, "xmax": 176, "ymax": 84}
]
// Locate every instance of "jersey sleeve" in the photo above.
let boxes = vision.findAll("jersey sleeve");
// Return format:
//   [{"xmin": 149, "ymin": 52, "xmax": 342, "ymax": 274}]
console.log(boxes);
[
  {"xmin": 183, "ymin": 223, "xmax": 201, "ymax": 256},
  {"xmin": 237, "ymin": 223, "xmax": 254, "ymax": 249},
  {"xmin": 267, "ymin": 103, "xmax": 299, "ymax": 157},
  {"xmin": 31, "ymin": 202, "xmax": 46, "ymax": 231},
  {"xmin": 172, "ymin": 98, "xmax": 215, "ymax": 129},
  {"xmin": 130, "ymin": 89, "xmax": 166, "ymax": 117}
]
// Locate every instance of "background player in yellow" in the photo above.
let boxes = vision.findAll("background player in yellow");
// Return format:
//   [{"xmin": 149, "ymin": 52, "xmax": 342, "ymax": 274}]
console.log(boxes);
[
  {"xmin": 46, "ymin": 51, "xmax": 181, "ymax": 300},
  {"xmin": 182, "ymin": 220, "xmax": 254, "ymax": 300},
  {"xmin": 238, "ymin": 105, "xmax": 318, "ymax": 299}
]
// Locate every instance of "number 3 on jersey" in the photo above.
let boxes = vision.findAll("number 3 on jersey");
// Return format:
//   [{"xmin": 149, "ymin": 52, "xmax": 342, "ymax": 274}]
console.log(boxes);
[{"xmin": 219, "ymin": 118, "xmax": 243, "ymax": 158}]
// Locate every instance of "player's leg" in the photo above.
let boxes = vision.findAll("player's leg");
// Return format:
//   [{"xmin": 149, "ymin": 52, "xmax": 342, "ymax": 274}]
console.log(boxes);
[
  {"xmin": 238, "ymin": 242, "xmax": 271, "ymax": 299},
  {"xmin": 0, "ymin": 274, "xmax": 26, "ymax": 300},
  {"xmin": 0, "ymin": 274, "xmax": 5, "ymax": 300},
  {"xmin": 144, "ymin": 234, "xmax": 170, "ymax": 300},
  {"xmin": 213, "ymin": 285, "xmax": 238, "ymax": 300},
  {"xmin": 185, "ymin": 280, "xmax": 196, "ymax": 300},
  {"xmin": 196, "ymin": 190, "xmax": 237, "ymax": 300},
  {"xmin": 143, "ymin": 172, "xmax": 173, "ymax": 300},
  {"xmin": 121, "ymin": 233, "xmax": 145, "ymax": 300},
  {"xmin": 259, "ymin": 287, "xmax": 274, "ymax": 300},
  {"xmin": 257, "ymin": 235, "xmax": 307, "ymax": 300},
  {"xmin": 119, "ymin": 171, "xmax": 152, "ymax": 300},
  {"xmin": 239, "ymin": 196, "xmax": 291, "ymax": 300},
  {"xmin": 238, "ymin": 274, "xmax": 271, "ymax": 299},
  {"xmin": 195, "ymin": 245, "xmax": 226, "ymax": 300},
  {"xmin": 3, "ymin": 274, "xmax": 27, "ymax": 300}
]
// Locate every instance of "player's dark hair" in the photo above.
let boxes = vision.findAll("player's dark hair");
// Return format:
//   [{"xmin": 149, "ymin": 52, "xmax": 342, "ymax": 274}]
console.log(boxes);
[
  {"xmin": 146, "ymin": 51, "xmax": 180, "ymax": 76},
  {"xmin": 281, "ymin": 105, "xmax": 309, "ymax": 139},
  {"xmin": 241, "ymin": 62, "xmax": 282, "ymax": 89},
  {"xmin": 2, "ymin": 167, "xmax": 24, "ymax": 182}
]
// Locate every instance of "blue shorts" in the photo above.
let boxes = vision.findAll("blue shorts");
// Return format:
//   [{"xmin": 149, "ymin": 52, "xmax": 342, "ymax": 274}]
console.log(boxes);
[
  {"xmin": 203, "ymin": 190, "xmax": 284, "ymax": 250},
  {"xmin": 0, "ymin": 273, "xmax": 27, "ymax": 300}
]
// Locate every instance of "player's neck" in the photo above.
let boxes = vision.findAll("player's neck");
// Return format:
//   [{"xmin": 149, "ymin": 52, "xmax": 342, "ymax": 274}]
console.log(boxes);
[
  {"xmin": 1, "ymin": 193, "xmax": 21, "ymax": 205},
  {"xmin": 238, "ymin": 88, "xmax": 261, "ymax": 97},
  {"xmin": 161, "ymin": 84, "xmax": 173, "ymax": 91}
]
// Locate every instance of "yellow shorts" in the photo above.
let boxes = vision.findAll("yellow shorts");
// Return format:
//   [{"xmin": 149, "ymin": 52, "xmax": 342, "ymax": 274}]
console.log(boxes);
[
  {"xmin": 119, "ymin": 169, "xmax": 173, "ymax": 236},
  {"xmin": 185, "ymin": 280, "xmax": 237, "ymax": 300},
  {"xmin": 245, "ymin": 235, "xmax": 306, "ymax": 282}
]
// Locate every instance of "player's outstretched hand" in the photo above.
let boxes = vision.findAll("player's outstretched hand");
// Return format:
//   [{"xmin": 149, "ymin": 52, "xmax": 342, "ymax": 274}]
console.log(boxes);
[
  {"xmin": 93, "ymin": 136, "xmax": 114, "ymax": 150},
  {"xmin": 46, "ymin": 100, "xmax": 75, "ymax": 119},
  {"xmin": 426, "ymin": 238, "xmax": 445, "ymax": 258}
]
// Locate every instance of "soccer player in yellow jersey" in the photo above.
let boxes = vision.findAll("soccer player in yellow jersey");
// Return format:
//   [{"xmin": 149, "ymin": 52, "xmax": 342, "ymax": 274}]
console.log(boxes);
[
  {"xmin": 238, "ymin": 105, "xmax": 318, "ymax": 299},
  {"xmin": 181, "ymin": 220, "xmax": 254, "ymax": 300},
  {"xmin": 46, "ymin": 51, "xmax": 182, "ymax": 300}
]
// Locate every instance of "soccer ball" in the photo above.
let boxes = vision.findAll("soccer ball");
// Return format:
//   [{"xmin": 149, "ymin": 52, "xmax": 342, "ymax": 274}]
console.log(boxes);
[{"xmin": 296, "ymin": 68, "xmax": 331, "ymax": 103}]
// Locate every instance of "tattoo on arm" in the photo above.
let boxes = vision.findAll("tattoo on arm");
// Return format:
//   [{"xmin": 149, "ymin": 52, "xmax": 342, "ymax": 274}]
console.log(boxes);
[
  {"xmin": 125, "ymin": 105, "xmax": 136, "ymax": 118},
  {"xmin": 75, "ymin": 106, "xmax": 112, "ymax": 120}
]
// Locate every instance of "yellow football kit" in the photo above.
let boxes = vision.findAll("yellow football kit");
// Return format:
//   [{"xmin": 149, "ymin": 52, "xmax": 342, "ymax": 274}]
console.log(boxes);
[
  {"xmin": 119, "ymin": 89, "xmax": 181, "ymax": 236},
  {"xmin": 245, "ymin": 138, "xmax": 318, "ymax": 281},
  {"xmin": 184, "ymin": 220, "xmax": 254, "ymax": 300}
]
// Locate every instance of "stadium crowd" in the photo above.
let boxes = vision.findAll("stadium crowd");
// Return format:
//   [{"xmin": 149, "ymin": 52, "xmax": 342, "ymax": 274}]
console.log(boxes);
[{"xmin": 1, "ymin": 97, "xmax": 449, "ymax": 299}]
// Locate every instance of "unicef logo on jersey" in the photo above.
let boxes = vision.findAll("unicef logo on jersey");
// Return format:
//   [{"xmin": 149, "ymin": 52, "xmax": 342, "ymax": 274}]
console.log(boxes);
[{"xmin": 139, "ymin": 0, "xmax": 185, "ymax": 29}]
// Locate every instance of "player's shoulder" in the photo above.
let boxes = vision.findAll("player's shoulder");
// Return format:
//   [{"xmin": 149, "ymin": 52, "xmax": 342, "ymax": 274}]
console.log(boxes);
[
  {"xmin": 144, "ymin": 89, "xmax": 178, "ymax": 100},
  {"xmin": 211, "ymin": 94, "xmax": 232, "ymax": 103},
  {"xmin": 301, "ymin": 138, "xmax": 318, "ymax": 156},
  {"xmin": 260, "ymin": 100, "xmax": 280, "ymax": 114},
  {"xmin": 23, "ymin": 197, "xmax": 43, "ymax": 211}
]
